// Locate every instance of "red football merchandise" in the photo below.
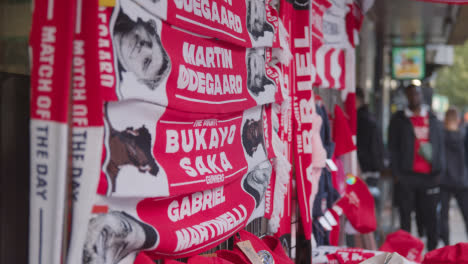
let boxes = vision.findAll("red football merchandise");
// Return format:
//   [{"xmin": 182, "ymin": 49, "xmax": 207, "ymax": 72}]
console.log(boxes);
[
  {"xmin": 67, "ymin": 1, "xmax": 106, "ymax": 263},
  {"xmin": 333, "ymin": 105, "xmax": 356, "ymax": 157},
  {"xmin": 336, "ymin": 175, "xmax": 376, "ymax": 234},
  {"xmin": 380, "ymin": 230, "xmax": 424, "ymax": 262},
  {"xmin": 29, "ymin": 0, "xmax": 77, "ymax": 263},
  {"xmin": 119, "ymin": 0, "xmax": 281, "ymax": 48},
  {"xmin": 231, "ymin": 230, "xmax": 294, "ymax": 264},
  {"xmin": 97, "ymin": 2, "xmax": 284, "ymax": 113},
  {"xmin": 98, "ymin": 102, "xmax": 273, "ymax": 198},
  {"xmin": 423, "ymin": 243, "xmax": 468, "ymax": 264},
  {"xmin": 262, "ymin": 235, "xmax": 291, "ymax": 260},
  {"xmin": 135, "ymin": 252, "xmax": 159, "ymax": 264},
  {"xmin": 82, "ymin": 171, "xmax": 269, "ymax": 260}
]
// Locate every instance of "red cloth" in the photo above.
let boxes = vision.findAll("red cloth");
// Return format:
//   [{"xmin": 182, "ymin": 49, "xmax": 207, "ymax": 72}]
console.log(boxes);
[
  {"xmin": 261, "ymin": 235, "xmax": 291, "ymax": 260},
  {"xmin": 423, "ymin": 243, "xmax": 468, "ymax": 264},
  {"xmin": 336, "ymin": 175, "xmax": 376, "ymax": 233},
  {"xmin": 333, "ymin": 105, "xmax": 356, "ymax": 157},
  {"xmin": 409, "ymin": 114, "xmax": 432, "ymax": 174},
  {"xmin": 379, "ymin": 230, "xmax": 424, "ymax": 262},
  {"xmin": 135, "ymin": 252, "xmax": 159, "ymax": 264},
  {"xmin": 229, "ymin": 230, "xmax": 294, "ymax": 264}
]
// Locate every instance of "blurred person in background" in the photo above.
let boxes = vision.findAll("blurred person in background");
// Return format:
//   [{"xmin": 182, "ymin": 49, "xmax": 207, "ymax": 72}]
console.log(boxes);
[
  {"xmin": 388, "ymin": 84, "xmax": 445, "ymax": 251},
  {"xmin": 356, "ymin": 87, "xmax": 384, "ymax": 208},
  {"xmin": 439, "ymin": 107, "xmax": 468, "ymax": 246}
]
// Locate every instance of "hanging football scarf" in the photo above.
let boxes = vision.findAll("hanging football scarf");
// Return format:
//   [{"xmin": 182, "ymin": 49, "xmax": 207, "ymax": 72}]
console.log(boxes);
[
  {"xmin": 345, "ymin": 0, "xmax": 364, "ymax": 48},
  {"xmin": 67, "ymin": 1, "xmax": 105, "ymax": 264},
  {"xmin": 97, "ymin": 1, "xmax": 284, "ymax": 113},
  {"xmin": 122, "ymin": 0, "xmax": 281, "ymax": 48},
  {"xmin": 29, "ymin": 0, "xmax": 76, "ymax": 263},
  {"xmin": 98, "ymin": 101, "xmax": 274, "ymax": 198},
  {"xmin": 282, "ymin": 0, "xmax": 318, "ymax": 241},
  {"xmin": 264, "ymin": 100, "xmax": 293, "ymax": 233},
  {"xmin": 313, "ymin": 0, "xmax": 348, "ymax": 90},
  {"xmin": 82, "ymin": 162, "xmax": 272, "ymax": 261}
]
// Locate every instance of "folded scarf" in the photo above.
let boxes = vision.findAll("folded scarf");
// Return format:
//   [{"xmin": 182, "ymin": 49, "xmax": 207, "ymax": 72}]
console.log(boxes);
[
  {"xmin": 98, "ymin": 102, "xmax": 273, "ymax": 198},
  {"xmin": 81, "ymin": 163, "xmax": 272, "ymax": 260},
  {"xmin": 121, "ymin": 0, "xmax": 281, "ymax": 48},
  {"xmin": 67, "ymin": 1, "xmax": 106, "ymax": 264},
  {"xmin": 29, "ymin": 0, "xmax": 76, "ymax": 263},
  {"xmin": 97, "ymin": 1, "xmax": 285, "ymax": 113}
]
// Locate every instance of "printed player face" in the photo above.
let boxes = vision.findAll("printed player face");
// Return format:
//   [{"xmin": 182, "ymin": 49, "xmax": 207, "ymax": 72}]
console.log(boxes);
[
  {"xmin": 246, "ymin": 119, "xmax": 263, "ymax": 153},
  {"xmin": 83, "ymin": 212, "xmax": 147, "ymax": 264},
  {"xmin": 115, "ymin": 21, "xmax": 165, "ymax": 82},
  {"xmin": 249, "ymin": 0, "xmax": 267, "ymax": 34},
  {"xmin": 246, "ymin": 162, "xmax": 272, "ymax": 198},
  {"xmin": 249, "ymin": 51, "xmax": 266, "ymax": 90}
]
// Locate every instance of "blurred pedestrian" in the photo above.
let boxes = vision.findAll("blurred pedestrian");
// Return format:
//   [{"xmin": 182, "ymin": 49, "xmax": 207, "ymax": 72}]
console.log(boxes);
[
  {"xmin": 388, "ymin": 84, "xmax": 445, "ymax": 251},
  {"xmin": 439, "ymin": 107, "xmax": 468, "ymax": 246},
  {"xmin": 356, "ymin": 88, "xmax": 384, "ymax": 210}
]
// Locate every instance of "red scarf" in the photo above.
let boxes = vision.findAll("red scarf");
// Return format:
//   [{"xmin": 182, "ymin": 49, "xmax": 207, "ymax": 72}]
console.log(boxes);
[
  {"xmin": 29, "ymin": 0, "xmax": 76, "ymax": 263},
  {"xmin": 97, "ymin": 2, "xmax": 284, "ymax": 113},
  {"xmin": 282, "ymin": 0, "xmax": 317, "ymax": 241},
  {"xmin": 67, "ymin": 1, "xmax": 106, "ymax": 263},
  {"xmin": 120, "ymin": 0, "xmax": 281, "ymax": 48},
  {"xmin": 83, "ymin": 166, "xmax": 271, "ymax": 260},
  {"xmin": 97, "ymin": 103, "xmax": 273, "ymax": 197}
]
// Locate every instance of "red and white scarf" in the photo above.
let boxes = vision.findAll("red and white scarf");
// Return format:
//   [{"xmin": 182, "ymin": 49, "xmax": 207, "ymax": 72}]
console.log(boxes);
[
  {"xmin": 67, "ymin": 1, "xmax": 106, "ymax": 263},
  {"xmin": 98, "ymin": 1, "xmax": 285, "ymax": 113},
  {"xmin": 29, "ymin": 0, "xmax": 76, "ymax": 263},
  {"xmin": 29, "ymin": 0, "xmax": 294, "ymax": 262},
  {"xmin": 119, "ymin": 0, "xmax": 282, "ymax": 48}
]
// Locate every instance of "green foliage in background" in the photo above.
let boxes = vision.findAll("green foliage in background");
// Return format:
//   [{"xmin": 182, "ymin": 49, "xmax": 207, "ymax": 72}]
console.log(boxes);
[{"xmin": 435, "ymin": 43, "xmax": 468, "ymax": 108}]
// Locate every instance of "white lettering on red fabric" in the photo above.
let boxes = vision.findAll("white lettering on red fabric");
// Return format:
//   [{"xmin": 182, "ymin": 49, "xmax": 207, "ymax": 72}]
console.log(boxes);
[
  {"xmin": 174, "ymin": 204, "xmax": 247, "ymax": 252},
  {"xmin": 36, "ymin": 26, "xmax": 57, "ymax": 120},
  {"xmin": 173, "ymin": 0, "xmax": 242, "ymax": 34}
]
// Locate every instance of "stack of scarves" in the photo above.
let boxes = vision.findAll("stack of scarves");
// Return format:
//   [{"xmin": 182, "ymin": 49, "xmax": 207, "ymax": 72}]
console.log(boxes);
[
  {"xmin": 29, "ymin": 0, "xmax": 302, "ymax": 263},
  {"xmin": 29, "ymin": 0, "xmax": 376, "ymax": 262}
]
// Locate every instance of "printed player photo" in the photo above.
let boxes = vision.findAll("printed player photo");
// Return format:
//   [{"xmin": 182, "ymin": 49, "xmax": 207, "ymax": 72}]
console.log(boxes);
[
  {"xmin": 105, "ymin": 109, "xmax": 159, "ymax": 193},
  {"xmin": 246, "ymin": 49, "xmax": 275, "ymax": 97},
  {"xmin": 246, "ymin": 0, "xmax": 274, "ymax": 41},
  {"xmin": 113, "ymin": 10, "xmax": 171, "ymax": 91},
  {"xmin": 83, "ymin": 211, "xmax": 158, "ymax": 264},
  {"xmin": 243, "ymin": 161, "xmax": 273, "ymax": 208},
  {"xmin": 242, "ymin": 117, "xmax": 265, "ymax": 157}
]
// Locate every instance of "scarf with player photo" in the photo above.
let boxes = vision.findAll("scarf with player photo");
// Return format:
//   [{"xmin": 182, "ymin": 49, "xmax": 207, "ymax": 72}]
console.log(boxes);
[
  {"xmin": 79, "ymin": 164, "xmax": 272, "ymax": 261},
  {"xmin": 98, "ymin": 101, "xmax": 274, "ymax": 199},
  {"xmin": 29, "ymin": 0, "xmax": 76, "ymax": 263},
  {"xmin": 119, "ymin": 0, "xmax": 281, "ymax": 48},
  {"xmin": 67, "ymin": 1, "xmax": 106, "ymax": 264},
  {"xmin": 96, "ymin": 1, "xmax": 285, "ymax": 114},
  {"xmin": 263, "ymin": 94, "xmax": 293, "ymax": 234}
]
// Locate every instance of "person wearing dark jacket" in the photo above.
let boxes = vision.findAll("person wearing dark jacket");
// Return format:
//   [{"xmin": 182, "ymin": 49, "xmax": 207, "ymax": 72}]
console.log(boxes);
[
  {"xmin": 388, "ymin": 84, "xmax": 446, "ymax": 251},
  {"xmin": 356, "ymin": 88, "xmax": 384, "ymax": 219},
  {"xmin": 439, "ymin": 107, "xmax": 468, "ymax": 246},
  {"xmin": 356, "ymin": 88, "xmax": 384, "ymax": 174}
]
